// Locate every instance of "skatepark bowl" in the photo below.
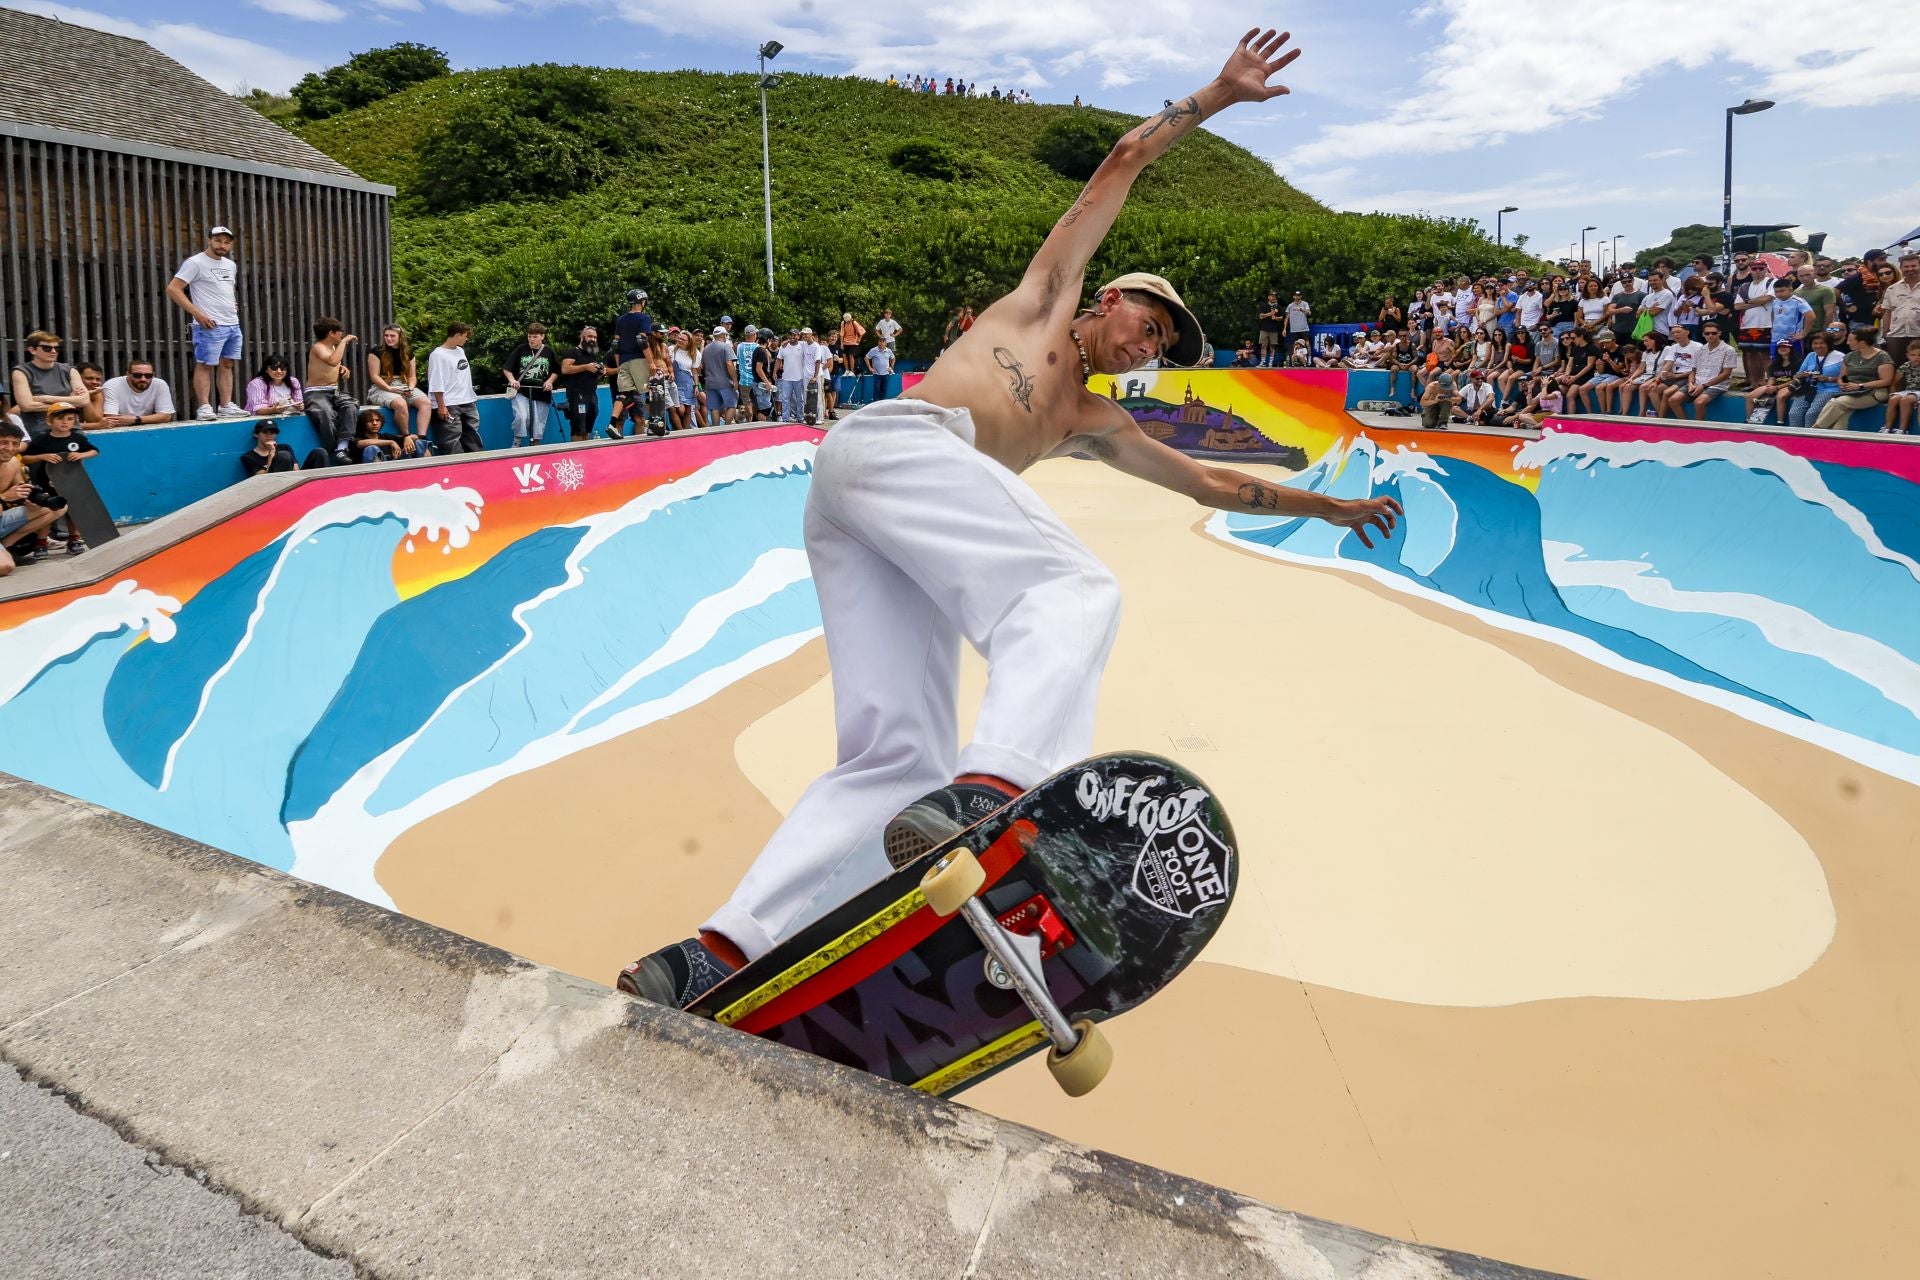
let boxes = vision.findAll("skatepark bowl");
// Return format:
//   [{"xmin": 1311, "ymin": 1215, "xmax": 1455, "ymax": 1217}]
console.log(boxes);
[{"xmin": 4, "ymin": 368, "xmax": 1918, "ymax": 1278}]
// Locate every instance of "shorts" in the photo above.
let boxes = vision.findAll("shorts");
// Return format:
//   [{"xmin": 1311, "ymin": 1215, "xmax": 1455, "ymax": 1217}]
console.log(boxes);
[
  {"xmin": 616, "ymin": 363, "xmax": 647, "ymax": 395},
  {"xmin": 1693, "ymin": 384, "xmax": 1727, "ymax": 402},
  {"xmin": 708, "ymin": 382, "xmax": 739, "ymax": 412},
  {"xmin": 192, "ymin": 323, "xmax": 243, "ymax": 365},
  {"xmin": 1738, "ymin": 327, "xmax": 1770, "ymax": 349},
  {"xmin": 752, "ymin": 383, "xmax": 773, "ymax": 412},
  {"xmin": 1589, "ymin": 374, "xmax": 1621, "ymax": 385},
  {"xmin": 0, "ymin": 505, "xmax": 29, "ymax": 538},
  {"xmin": 367, "ymin": 385, "xmax": 426, "ymax": 411}
]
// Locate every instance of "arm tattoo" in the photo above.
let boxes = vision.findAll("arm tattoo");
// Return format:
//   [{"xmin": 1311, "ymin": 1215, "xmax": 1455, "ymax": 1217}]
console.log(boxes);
[
  {"xmin": 994, "ymin": 347, "xmax": 1036, "ymax": 413},
  {"xmin": 1139, "ymin": 96, "xmax": 1200, "ymax": 143},
  {"xmin": 1237, "ymin": 481, "xmax": 1279, "ymax": 511},
  {"xmin": 1060, "ymin": 189, "xmax": 1093, "ymax": 227}
]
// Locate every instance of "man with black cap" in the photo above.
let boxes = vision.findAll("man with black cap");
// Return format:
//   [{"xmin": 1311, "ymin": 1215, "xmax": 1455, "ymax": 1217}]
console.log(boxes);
[{"xmin": 620, "ymin": 27, "xmax": 1403, "ymax": 1007}]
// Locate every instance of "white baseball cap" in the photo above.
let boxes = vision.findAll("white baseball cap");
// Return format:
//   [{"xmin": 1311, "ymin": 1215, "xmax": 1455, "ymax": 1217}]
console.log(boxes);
[
  {"xmin": 800, "ymin": 326, "xmax": 814, "ymax": 335},
  {"xmin": 209, "ymin": 225, "xmax": 235, "ymax": 237},
  {"xmin": 1098, "ymin": 271, "xmax": 1204, "ymax": 366},
  {"xmin": 712, "ymin": 326, "xmax": 727, "ymax": 336}
]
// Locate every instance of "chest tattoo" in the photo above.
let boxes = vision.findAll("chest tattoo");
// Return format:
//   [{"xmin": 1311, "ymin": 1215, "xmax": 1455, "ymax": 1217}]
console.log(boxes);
[{"xmin": 994, "ymin": 347, "xmax": 1036, "ymax": 413}]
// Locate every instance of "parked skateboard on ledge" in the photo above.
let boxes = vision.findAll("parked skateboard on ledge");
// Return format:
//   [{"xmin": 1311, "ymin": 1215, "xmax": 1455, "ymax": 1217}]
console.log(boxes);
[{"xmin": 681, "ymin": 752, "xmax": 1237, "ymax": 1097}]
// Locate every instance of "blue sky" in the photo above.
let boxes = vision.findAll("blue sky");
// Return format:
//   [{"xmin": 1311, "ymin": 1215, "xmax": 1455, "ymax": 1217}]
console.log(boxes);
[{"xmin": 20, "ymin": 0, "xmax": 1919, "ymax": 259}]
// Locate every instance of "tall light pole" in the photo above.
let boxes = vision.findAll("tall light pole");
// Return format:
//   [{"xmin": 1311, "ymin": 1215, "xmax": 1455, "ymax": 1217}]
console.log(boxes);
[
  {"xmin": 1581, "ymin": 225, "xmax": 1597, "ymax": 266},
  {"xmin": 1497, "ymin": 205, "xmax": 1518, "ymax": 246},
  {"xmin": 757, "ymin": 41, "xmax": 784, "ymax": 296},
  {"xmin": 1612, "ymin": 234, "xmax": 1624, "ymax": 271},
  {"xmin": 1723, "ymin": 98, "xmax": 1774, "ymax": 274}
]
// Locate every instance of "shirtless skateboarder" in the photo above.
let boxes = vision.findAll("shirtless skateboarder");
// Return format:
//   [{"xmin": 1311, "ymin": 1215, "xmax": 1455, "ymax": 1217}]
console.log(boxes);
[{"xmin": 620, "ymin": 26, "xmax": 1403, "ymax": 1007}]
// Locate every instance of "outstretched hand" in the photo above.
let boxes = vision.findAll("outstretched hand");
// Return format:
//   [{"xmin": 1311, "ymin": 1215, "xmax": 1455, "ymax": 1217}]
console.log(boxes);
[
  {"xmin": 1217, "ymin": 28, "xmax": 1301, "ymax": 104},
  {"xmin": 1329, "ymin": 495, "xmax": 1404, "ymax": 550}
]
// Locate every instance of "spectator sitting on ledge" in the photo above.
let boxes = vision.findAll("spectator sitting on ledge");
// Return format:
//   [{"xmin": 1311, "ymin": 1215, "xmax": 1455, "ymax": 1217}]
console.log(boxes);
[
  {"xmin": 244, "ymin": 356, "xmax": 302, "ymax": 416},
  {"xmin": 240, "ymin": 418, "xmax": 298, "ymax": 477},
  {"xmin": 351, "ymin": 408, "xmax": 412, "ymax": 463},
  {"xmin": 305, "ymin": 318, "xmax": 361, "ymax": 461},
  {"xmin": 101, "ymin": 359, "xmax": 176, "ymax": 427},
  {"xmin": 75, "ymin": 361, "xmax": 106, "ymax": 426},
  {"xmin": 0, "ymin": 420, "xmax": 64, "ymax": 571}
]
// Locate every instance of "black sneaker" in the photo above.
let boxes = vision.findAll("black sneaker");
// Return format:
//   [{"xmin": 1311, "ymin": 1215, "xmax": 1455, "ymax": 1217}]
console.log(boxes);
[
  {"xmin": 65, "ymin": 537, "xmax": 86, "ymax": 556},
  {"xmin": 882, "ymin": 778, "xmax": 1021, "ymax": 871},
  {"xmin": 616, "ymin": 937, "xmax": 738, "ymax": 1008}
]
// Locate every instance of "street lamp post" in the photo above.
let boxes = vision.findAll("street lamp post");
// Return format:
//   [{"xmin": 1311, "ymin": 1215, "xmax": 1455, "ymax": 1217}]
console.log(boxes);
[
  {"xmin": 1582, "ymin": 225, "xmax": 1597, "ymax": 266},
  {"xmin": 1497, "ymin": 205, "xmax": 1518, "ymax": 246},
  {"xmin": 1723, "ymin": 98, "xmax": 1774, "ymax": 274},
  {"xmin": 1612, "ymin": 234, "xmax": 1624, "ymax": 271},
  {"xmin": 757, "ymin": 41, "xmax": 785, "ymax": 296}
]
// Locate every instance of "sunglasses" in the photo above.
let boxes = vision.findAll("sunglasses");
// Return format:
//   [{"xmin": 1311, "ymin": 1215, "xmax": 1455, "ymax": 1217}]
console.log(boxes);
[
  {"xmin": 32, "ymin": 342, "xmax": 59, "ymax": 352},
  {"xmin": 129, "ymin": 372, "xmax": 154, "ymax": 380}
]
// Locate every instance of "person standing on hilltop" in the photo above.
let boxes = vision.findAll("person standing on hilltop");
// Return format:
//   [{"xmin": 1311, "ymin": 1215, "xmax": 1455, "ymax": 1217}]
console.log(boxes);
[{"xmin": 619, "ymin": 26, "xmax": 1403, "ymax": 1007}]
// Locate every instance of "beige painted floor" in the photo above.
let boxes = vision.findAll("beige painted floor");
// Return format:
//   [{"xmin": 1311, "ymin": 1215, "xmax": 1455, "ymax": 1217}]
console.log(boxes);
[{"xmin": 381, "ymin": 461, "xmax": 1920, "ymax": 1280}]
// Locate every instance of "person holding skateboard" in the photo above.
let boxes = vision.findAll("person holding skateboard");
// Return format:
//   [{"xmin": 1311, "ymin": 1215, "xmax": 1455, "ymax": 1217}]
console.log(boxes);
[{"xmin": 621, "ymin": 27, "xmax": 1402, "ymax": 1007}]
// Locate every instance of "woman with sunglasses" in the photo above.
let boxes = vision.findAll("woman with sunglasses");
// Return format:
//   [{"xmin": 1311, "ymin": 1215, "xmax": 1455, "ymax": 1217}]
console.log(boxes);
[
  {"xmin": 244, "ymin": 356, "xmax": 303, "ymax": 416},
  {"xmin": 9, "ymin": 331, "xmax": 88, "ymax": 435}
]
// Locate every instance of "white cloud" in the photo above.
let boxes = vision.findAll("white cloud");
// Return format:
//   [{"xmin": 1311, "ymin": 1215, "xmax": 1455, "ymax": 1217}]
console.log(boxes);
[
  {"xmin": 439, "ymin": 0, "xmax": 513, "ymax": 14},
  {"xmin": 1643, "ymin": 147, "xmax": 1691, "ymax": 160},
  {"xmin": 1278, "ymin": 0, "xmax": 1920, "ymax": 172},
  {"xmin": 1824, "ymin": 180, "xmax": 1920, "ymax": 257},
  {"xmin": 248, "ymin": 0, "xmax": 348, "ymax": 20},
  {"xmin": 613, "ymin": 0, "xmax": 1255, "ymax": 93},
  {"xmin": 15, "ymin": 2, "xmax": 320, "ymax": 92},
  {"xmin": 370, "ymin": 0, "xmax": 424, "ymax": 10}
]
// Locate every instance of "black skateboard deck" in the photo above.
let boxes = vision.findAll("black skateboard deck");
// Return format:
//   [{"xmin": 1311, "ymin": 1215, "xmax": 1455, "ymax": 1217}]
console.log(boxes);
[
  {"xmin": 43, "ymin": 461, "xmax": 118, "ymax": 548},
  {"xmin": 684, "ymin": 752, "xmax": 1237, "ymax": 1096}
]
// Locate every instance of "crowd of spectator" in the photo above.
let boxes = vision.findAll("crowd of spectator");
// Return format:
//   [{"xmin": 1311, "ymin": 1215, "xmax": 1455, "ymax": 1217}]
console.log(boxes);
[
  {"xmin": 9, "ymin": 210, "xmax": 1915, "ymax": 576},
  {"xmin": 1237, "ymin": 248, "xmax": 1918, "ymax": 433},
  {"xmin": 889, "ymin": 74, "xmax": 1046, "ymax": 105}
]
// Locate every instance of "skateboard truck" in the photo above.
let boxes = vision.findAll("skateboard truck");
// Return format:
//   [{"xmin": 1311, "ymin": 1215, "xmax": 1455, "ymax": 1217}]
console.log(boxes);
[{"xmin": 919, "ymin": 845, "xmax": 1113, "ymax": 1096}]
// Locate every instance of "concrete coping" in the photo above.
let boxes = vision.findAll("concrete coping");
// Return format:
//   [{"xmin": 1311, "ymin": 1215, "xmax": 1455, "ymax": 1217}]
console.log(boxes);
[{"xmin": 0, "ymin": 774, "xmax": 1573, "ymax": 1279}]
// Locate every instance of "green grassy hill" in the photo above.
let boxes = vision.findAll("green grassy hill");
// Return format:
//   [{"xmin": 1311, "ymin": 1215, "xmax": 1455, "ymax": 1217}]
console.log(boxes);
[{"xmin": 291, "ymin": 66, "xmax": 1532, "ymax": 374}]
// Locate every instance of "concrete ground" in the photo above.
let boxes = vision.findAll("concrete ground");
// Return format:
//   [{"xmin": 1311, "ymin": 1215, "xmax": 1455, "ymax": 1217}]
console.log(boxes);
[{"xmin": 0, "ymin": 1069, "xmax": 353, "ymax": 1280}]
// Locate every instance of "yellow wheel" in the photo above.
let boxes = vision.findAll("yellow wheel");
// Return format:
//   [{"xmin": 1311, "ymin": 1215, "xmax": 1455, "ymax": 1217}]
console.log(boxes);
[
  {"xmin": 1046, "ymin": 1018, "xmax": 1112, "ymax": 1097},
  {"xmin": 919, "ymin": 847, "xmax": 985, "ymax": 916}
]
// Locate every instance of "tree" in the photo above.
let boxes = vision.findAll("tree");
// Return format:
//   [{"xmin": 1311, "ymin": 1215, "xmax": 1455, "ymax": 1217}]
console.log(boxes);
[
  {"xmin": 1634, "ymin": 222, "xmax": 1807, "ymax": 269},
  {"xmin": 293, "ymin": 43, "xmax": 450, "ymax": 119},
  {"xmin": 1033, "ymin": 115, "xmax": 1128, "ymax": 181},
  {"xmin": 412, "ymin": 66, "xmax": 644, "ymax": 213}
]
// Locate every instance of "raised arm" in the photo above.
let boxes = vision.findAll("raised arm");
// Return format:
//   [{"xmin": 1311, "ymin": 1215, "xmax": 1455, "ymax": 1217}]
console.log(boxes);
[
  {"xmin": 1021, "ymin": 29, "xmax": 1300, "ymax": 314},
  {"xmin": 1069, "ymin": 404, "xmax": 1402, "ymax": 547}
]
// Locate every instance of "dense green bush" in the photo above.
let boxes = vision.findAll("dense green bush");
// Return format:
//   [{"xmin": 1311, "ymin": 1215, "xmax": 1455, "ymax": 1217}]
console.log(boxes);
[
  {"xmin": 887, "ymin": 137, "xmax": 968, "ymax": 182},
  {"xmin": 292, "ymin": 43, "xmax": 449, "ymax": 120},
  {"xmin": 1032, "ymin": 114, "xmax": 1128, "ymax": 181},
  {"xmin": 412, "ymin": 67, "xmax": 645, "ymax": 213}
]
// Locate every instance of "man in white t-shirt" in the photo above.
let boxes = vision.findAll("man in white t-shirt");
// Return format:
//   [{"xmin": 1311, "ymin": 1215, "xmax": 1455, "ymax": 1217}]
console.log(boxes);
[
  {"xmin": 1452, "ymin": 277, "xmax": 1475, "ymax": 334},
  {"xmin": 1678, "ymin": 320, "xmax": 1739, "ymax": 419},
  {"xmin": 1515, "ymin": 280, "xmax": 1545, "ymax": 330},
  {"xmin": 164, "ymin": 226, "xmax": 248, "ymax": 421},
  {"xmin": 1732, "ymin": 260, "xmax": 1777, "ymax": 388},
  {"xmin": 99, "ymin": 360, "xmax": 177, "ymax": 427},
  {"xmin": 874, "ymin": 308, "xmax": 903, "ymax": 351},
  {"xmin": 1650, "ymin": 323, "xmax": 1699, "ymax": 415},
  {"xmin": 775, "ymin": 329, "xmax": 806, "ymax": 422},
  {"xmin": 427, "ymin": 322, "xmax": 484, "ymax": 454}
]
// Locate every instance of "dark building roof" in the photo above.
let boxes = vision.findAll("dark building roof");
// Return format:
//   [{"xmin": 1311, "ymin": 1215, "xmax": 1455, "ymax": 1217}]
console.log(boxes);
[{"xmin": 0, "ymin": 5, "xmax": 360, "ymax": 182}]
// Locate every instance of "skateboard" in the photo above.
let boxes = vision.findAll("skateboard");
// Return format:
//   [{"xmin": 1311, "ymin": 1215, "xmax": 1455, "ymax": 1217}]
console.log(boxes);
[
  {"xmin": 42, "ymin": 460, "xmax": 118, "ymax": 548},
  {"xmin": 682, "ymin": 752, "xmax": 1237, "ymax": 1097},
  {"xmin": 803, "ymin": 372, "xmax": 826, "ymax": 425}
]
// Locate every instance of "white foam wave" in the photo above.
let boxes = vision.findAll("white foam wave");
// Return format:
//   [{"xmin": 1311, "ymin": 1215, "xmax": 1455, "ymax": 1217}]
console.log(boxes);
[
  {"xmin": 1515, "ymin": 432, "xmax": 1920, "ymax": 584},
  {"xmin": 283, "ymin": 442, "xmax": 820, "ymax": 905},
  {"xmin": 157, "ymin": 484, "xmax": 485, "ymax": 793},
  {"xmin": 0, "ymin": 581, "xmax": 182, "ymax": 706},
  {"xmin": 1370, "ymin": 443, "xmax": 1448, "ymax": 485},
  {"xmin": 1543, "ymin": 542, "xmax": 1920, "ymax": 721},
  {"xmin": 1203, "ymin": 513, "xmax": 1920, "ymax": 786}
]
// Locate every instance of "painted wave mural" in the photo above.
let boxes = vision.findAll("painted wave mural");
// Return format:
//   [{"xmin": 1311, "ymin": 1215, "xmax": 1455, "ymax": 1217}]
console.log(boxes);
[
  {"xmin": 1152, "ymin": 369, "xmax": 1920, "ymax": 782},
  {"xmin": 0, "ymin": 428, "xmax": 825, "ymax": 905}
]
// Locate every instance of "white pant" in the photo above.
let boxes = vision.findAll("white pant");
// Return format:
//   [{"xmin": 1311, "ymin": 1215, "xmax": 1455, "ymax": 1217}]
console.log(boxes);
[{"xmin": 703, "ymin": 400, "xmax": 1122, "ymax": 959}]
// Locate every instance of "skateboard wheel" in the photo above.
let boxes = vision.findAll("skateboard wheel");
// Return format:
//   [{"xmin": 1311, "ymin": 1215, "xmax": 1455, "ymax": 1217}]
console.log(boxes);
[
  {"xmin": 919, "ymin": 847, "xmax": 985, "ymax": 916},
  {"xmin": 1046, "ymin": 1018, "xmax": 1111, "ymax": 1097}
]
